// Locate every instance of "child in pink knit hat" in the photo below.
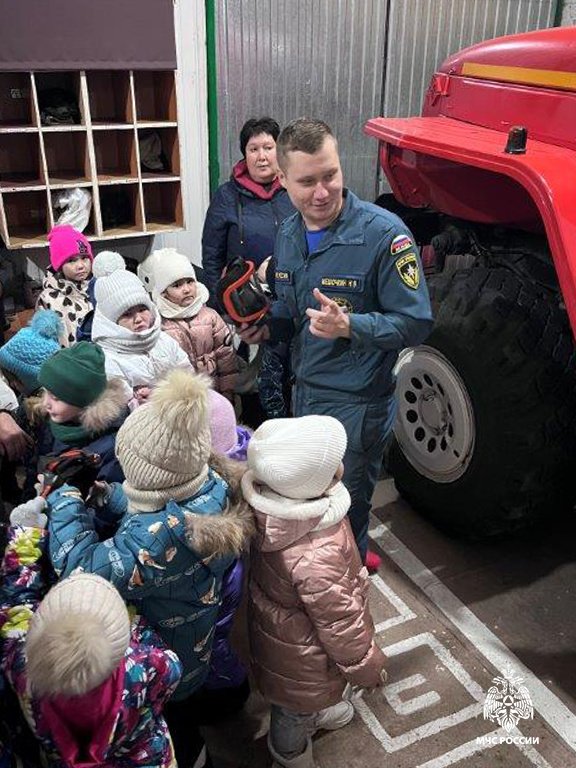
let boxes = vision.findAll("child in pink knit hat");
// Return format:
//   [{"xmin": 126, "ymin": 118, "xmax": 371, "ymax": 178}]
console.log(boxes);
[
  {"xmin": 184, "ymin": 389, "xmax": 253, "ymax": 726},
  {"xmin": 36, "ymin": 225, "xmax": 94, "ymax": 346},
  {"xmin": 208, "ymin": 389, "xmax": 252, "ymax": 461}
]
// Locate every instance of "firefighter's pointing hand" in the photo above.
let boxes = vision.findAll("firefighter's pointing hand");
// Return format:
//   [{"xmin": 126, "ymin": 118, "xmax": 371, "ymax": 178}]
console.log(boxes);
[{"xmin": 306, "ymin": 288, "xmax": 351, "ymax": 339}]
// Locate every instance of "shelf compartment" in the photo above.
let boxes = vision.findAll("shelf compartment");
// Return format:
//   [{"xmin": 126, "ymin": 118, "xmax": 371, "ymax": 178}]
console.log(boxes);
[
  {"xmin": 0, "ymin": 133, "xmax": 43, "ymax": 189},
  {"xmin": 99, "ymin": 183, "xmax": 143, "ymax": 235},
  {"xmin": 133, "ymin": 71, "xmax": 176, "ymax": 122},
  {"xmin": 52, "ymin": 200, "xmax": 96, "ymax": 238},
  {"xmin": 143, "ymin": 181, "xmax": 183, "ymax": 232},
  {"xmin": 93, "ymin": 129, "xmax": 138, "ymax": 181},
  {"xmin": 0, "ymin": 73, "xmax": 34, "ymax": 127},
  {"xmin": 43, "ymin": 130, "xmax": 91, "ymax": 186},
  {"xmin": 34, "ymin": 72, "xmax": 84, "ymax": 127},
  {"xmin": 2, "ymin": 190, "xmax": 49, "ymax": 247},
  {"xmin": 86, "ymin": 71, "xmax": 133, "ymax": 125},
  {"xmin": 138, "ymin": 126, "xmax": 179, "ymax": 176}
]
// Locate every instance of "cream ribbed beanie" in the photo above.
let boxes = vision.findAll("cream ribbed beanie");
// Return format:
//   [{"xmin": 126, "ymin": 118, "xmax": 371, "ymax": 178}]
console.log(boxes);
[
  {"xmin": 26, "ymin": 573, "xmax": 130, "ymax": 697},
  {"xmin": 115, "ymin": 369, "xmax": 212, "ymax": 511},
  {"xmin": 150, "ymin": 248, "xmax": 197, "ymax": 296},
  {"xmin": 247, "ymin": 415, "xmax": 347, "ymax": 499}
]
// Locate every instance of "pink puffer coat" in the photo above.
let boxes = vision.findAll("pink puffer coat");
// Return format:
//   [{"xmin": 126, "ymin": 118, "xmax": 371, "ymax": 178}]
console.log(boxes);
[
  {"xmin": 242, "ymin": 473, "xmax": 386, "ymax": 713},
  {"xmin": 162, "ymin": 306, "xmax": 237, "ymax": 396}
]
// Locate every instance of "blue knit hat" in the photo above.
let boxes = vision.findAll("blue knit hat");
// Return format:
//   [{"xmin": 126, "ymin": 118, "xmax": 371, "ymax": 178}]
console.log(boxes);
[{"xmin": 0, "ymin": 310, "xmax": 62, "ymax": 394}]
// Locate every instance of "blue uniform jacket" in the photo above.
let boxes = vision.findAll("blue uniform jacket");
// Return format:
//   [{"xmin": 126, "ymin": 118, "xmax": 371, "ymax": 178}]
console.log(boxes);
[
  {"xmin": 270, "ymin": 190, "xmax": 433, "ymax": 413},
  {"xmin": 47, "ymin": 469, "xmax": 250, "ymax": 701}
]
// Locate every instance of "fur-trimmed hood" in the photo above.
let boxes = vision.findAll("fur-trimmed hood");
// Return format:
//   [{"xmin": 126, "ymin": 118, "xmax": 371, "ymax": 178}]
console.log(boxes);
[
  {"xmin": 181, "ymin": 455, "xmax": 254, "ymax": 558},
  {"xmin": 35, "ymin": 377, "xmax": 129, "ymax": 435},
  {"xmin": 80, "ymin": 378, "xmax": 130, "ymax": 433}
]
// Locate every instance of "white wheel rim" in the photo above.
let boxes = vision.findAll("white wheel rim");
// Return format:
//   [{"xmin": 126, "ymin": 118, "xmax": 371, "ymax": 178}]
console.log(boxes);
[{"xmin": 394, "ymin": 346, "xmax": 475, "ymax": 483}]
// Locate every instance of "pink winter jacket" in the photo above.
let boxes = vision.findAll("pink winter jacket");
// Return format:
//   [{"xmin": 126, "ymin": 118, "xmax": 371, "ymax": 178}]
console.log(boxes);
[
  {"xmin": 162, "ymin": 306, "xmax": 237, "ymax": 396},
  {"xmin": 242, "ymin": 473, "xmax": 386, "ymax": 713}
]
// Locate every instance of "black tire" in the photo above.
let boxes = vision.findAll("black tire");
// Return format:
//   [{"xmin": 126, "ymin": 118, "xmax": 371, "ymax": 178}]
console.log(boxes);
[{"xmin": 387, "ymin": 266, "xmax": 576, "ymax": 538}]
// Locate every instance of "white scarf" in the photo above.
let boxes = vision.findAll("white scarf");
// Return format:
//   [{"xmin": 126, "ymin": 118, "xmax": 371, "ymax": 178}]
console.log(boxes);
[
  {"xmin": 153, "ymin": 281, "xmax": 211, "ymax": 320},
  {"xmin": 91, "ymin": 305, "xmax": 162, "ymax": 353},
  {"xmin": 241, "ymin": 471, "xmax": 351, "ymax": 531}
]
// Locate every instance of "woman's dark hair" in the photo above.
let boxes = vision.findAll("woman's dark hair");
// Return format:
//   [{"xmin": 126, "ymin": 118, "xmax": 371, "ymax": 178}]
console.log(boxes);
[{"xmin": 239, "ymin": 117, "xmax": 280, "ymax": 157}]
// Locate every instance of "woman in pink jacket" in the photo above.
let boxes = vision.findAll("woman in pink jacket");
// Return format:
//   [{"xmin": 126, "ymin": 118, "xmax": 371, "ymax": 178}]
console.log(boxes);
[{"xmin": 241, "ymin": 415, "xmax": 387, "ymax": 768}]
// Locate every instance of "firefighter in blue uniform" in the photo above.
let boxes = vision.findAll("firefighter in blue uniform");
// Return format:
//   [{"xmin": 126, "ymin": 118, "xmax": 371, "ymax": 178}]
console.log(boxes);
[{"xmin": 240, "ymin": 118, "xmax": 433, "ymax": 567}]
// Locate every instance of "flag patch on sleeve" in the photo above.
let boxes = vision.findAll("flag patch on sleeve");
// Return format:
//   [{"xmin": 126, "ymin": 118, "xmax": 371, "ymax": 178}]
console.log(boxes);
[{"xmin": 390, "ymin": 234, "xmax": 413, "ymax": 255}]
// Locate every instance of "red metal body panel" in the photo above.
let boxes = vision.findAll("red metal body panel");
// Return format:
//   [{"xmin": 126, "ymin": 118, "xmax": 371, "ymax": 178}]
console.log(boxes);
[
  {"xmin": 364, "ymin": 26, "xmax": 576, "ymax": 334},
  {"xmin": 424, "ymin": 76, "xmax": 576, "ymax": 152},
  {"xmin": 439, "ymin": 26, "xmax": 576, "ymax": 77},
  {"xmin": 364, "ymin": 116, "xmax": 576, "ymax": 332}
]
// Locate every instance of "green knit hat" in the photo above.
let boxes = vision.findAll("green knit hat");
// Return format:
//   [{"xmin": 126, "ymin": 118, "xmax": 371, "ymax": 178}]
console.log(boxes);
[{"xmin": 38, "ymin": 342, "xmax": 107, "ymax": 408}]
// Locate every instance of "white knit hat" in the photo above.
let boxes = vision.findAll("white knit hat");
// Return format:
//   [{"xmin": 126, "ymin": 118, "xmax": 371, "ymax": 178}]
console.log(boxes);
[
  {"xmin": 115, "ymin": 369, "xmax": 212, "ymax": 511},
  {"xmin": 26, "ymin": 573, "xmax": 130, "ymax": 698},
  {"xmin": 92, "ymin": 250, "xmax": 126, "ymax": 278},
  {"xmin": 137, "ymin": 249, "xmax": 164, "ymax": 293},
  {"xmin": 138, "ymin": 247, "xmax": 197, "ymax": 295},
  {"xmin": 150, "ymin": 247, "xmax": 197, "ymax": 296},
  {"xmin": 95, "ymin": 269, "xmax": 153, "ymax": 322},
  {"xmin": 248, "ymin": 415, "xmax": 347, "ymax": 499}
]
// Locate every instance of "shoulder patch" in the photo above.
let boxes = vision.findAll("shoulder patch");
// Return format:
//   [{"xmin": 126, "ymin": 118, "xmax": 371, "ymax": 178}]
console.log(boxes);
[
  {"xmin": 395, "ymin": 252, "xmax": 420, "ymax": 290},
  {"xmin": 390, "ymin": 234, "xmax": 414, "ymax": 256}
]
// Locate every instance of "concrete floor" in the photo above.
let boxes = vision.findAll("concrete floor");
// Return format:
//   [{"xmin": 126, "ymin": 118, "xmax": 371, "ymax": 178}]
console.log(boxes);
[{"xmin": 205, "ymin": 479, "xmax": 576, "ymax": 768}]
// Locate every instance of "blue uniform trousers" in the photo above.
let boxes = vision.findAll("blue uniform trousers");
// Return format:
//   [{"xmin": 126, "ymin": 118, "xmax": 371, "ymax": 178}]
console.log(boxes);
[{"xmin": 295, "ymin": 394, "xmax": 396, "ymax": 560}]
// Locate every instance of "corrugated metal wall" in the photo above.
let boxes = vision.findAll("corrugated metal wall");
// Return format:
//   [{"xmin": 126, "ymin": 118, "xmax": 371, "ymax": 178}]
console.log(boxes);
[{"xmin": 215, "ymin": 0, "xmax": 558, "ymax": 201}]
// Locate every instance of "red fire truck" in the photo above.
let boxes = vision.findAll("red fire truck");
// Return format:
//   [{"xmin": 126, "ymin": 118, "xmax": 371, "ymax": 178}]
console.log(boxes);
[{"xmin": 364, "ymin": 26, "xmax": 576, "ymax": 538}]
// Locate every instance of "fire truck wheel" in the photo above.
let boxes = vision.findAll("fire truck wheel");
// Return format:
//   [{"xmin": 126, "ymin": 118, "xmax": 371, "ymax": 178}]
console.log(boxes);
[{"xmin": 387, "ymin": 266, "xmax": 576, "ymax": 538}]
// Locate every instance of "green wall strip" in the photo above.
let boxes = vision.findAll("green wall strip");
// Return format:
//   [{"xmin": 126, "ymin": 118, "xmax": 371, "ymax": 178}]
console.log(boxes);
[{"xmin": 205, "ymin": 0, "xmax": 220, "ymax": 195}]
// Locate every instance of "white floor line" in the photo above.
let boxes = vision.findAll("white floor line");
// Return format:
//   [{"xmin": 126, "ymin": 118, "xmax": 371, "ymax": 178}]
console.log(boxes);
[
  {"xmin": 415, "ymin": 729, "xmax": 500, "ymax": 768},
  {"xmin": 415, "ymin": 728, "xmax": 554, "ymax": 768},
  {"xmin": 369, "ymin": 523, "xmax": 576, "ymax": 753}
]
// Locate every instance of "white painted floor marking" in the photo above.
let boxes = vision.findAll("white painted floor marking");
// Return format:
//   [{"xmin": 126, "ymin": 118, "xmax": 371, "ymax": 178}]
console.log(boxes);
[
  {"xmin": 369, "ymin": 522, "xmax": 576, "ymax": 752},
  {"xmin": 355, "ymin": 632, "xmax": 482, "ymax": 751},
  {"xmin": 384, "ymin": 673, "xmax": 441, "ymax": 715},
  {"xmin": 415, "ymin": 729, "xmax": 500, "ymax": 768},
  {"xmin": 370, "ymin": 571, "xmax": 417, "ymax": 633}
]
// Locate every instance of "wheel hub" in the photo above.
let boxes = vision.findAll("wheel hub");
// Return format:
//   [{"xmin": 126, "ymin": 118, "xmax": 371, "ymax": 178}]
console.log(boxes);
[
  {"xmin": 394, "ymin": 346, "xmax": 475, "ymax": 482},
  {"xmin": 419, "ymin": 389, "xmax": 447, "ymax": 435}
]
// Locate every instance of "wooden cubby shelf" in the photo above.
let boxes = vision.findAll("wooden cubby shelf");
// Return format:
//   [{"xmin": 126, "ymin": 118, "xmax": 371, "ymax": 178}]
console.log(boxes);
[
  {"xmin": 0, "ymin": 73, "xmax": 34, "ymax": 128},
  {"xmin": 94, "ymin": 130, "xmax": 138, "ymax": 182},
  {"xmin": 86, "ymin": 71, "xmax": 132, "ymax": 125},
  {"xmin": 2, "ymin": 190, "xmax": 50, "ymax": 247},
  {"xmin": 44, "ymin": 131, "xmax": 90, "ymax": 186},
  {"xmin": 0, "ymin": 69, "xmax": 183, "ymax": 249},
  {"xmin": 144, "ymin": 181, "xmax": 183, "ymax": 232},
  {"xmin": 0, "ymin": 133, "xmax": 43, "ymax": 190},
  {"xmin": 134, "ymin": 71, "xmax": 176, "ymax": 123}
]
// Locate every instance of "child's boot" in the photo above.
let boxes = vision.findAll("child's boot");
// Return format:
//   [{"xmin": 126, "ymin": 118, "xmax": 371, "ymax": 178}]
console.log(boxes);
[
  {"xmin": 268, "ymin": 736, "xmax": 318, "ymax": 768},
  {"xmin": 311, "ymin": 700, "xmax": 354, "ymax": 733}
]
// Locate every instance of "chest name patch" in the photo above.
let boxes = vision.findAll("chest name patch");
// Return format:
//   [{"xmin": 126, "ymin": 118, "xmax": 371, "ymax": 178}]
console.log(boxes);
[
  {"xmin": 390, "ymin": 234, "xmax": 414, "ymax": 256},
  {"xmin": 320, "ymin": 276, "xmax": 360, "ymax": 290},
  {"xmin": 275, "ymin": 270, "xmax": 291, "ymax": 283},
  {"xmin": 395, "ymin": 252, "xmax": 420, "ymax": 290}
]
